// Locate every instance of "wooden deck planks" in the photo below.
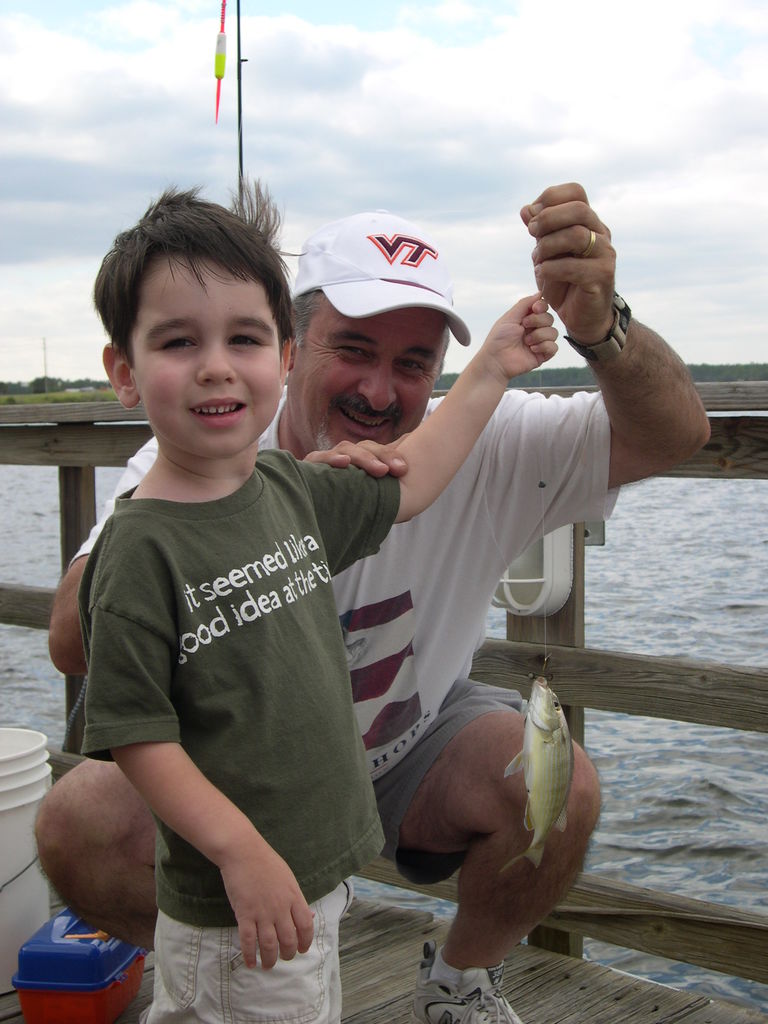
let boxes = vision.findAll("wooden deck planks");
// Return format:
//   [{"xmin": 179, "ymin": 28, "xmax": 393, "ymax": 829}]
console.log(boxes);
[{"xmin": 1, "ymin": 899, "xmax": 766, "ymax": 1024}]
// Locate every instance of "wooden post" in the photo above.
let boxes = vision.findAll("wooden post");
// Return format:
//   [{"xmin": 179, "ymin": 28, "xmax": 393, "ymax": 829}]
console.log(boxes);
[
  {"xmin": 506, "ymin": 522, "xmax": 586, "ymax": 958},
  {"xmin": 58, "ymin": 466, "xmax": 96, "ymax": 753}
]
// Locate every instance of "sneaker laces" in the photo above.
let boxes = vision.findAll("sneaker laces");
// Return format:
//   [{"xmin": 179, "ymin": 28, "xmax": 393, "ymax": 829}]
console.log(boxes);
[{"xmin": 459, "ymin": 985, "xmax": 521, "ymax": 1024}]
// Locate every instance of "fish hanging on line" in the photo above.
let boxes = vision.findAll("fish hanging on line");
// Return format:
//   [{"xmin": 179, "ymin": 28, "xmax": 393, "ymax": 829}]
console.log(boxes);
[{"xmin": 501, "ymin": 674, "xmax": 574, "ymax": 871}]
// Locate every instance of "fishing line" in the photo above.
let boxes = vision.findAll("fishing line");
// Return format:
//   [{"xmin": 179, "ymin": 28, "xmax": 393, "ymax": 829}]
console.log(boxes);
[
  {"xmin": 63, "ymin": 675, "xmax": 87, "ymax": 750},
  {"xmin": 536, "ymin": 344, "xmax": 549, "ymax": 676},
  {"xmin": 0, "ymin": 855, "xmax": 40, "ymax": 894}
]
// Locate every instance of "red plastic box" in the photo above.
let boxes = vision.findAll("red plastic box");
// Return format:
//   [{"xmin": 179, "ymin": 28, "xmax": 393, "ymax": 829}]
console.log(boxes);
[{"xmin": 12, "ymin": 908, "xmax": 145, "ymax": 1024}]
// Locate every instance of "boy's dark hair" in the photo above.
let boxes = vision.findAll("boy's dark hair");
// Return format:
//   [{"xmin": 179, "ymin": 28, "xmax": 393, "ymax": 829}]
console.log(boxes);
[{"xmin": 94, "ymin": 180, "xmax": 293, "ymax": 357}]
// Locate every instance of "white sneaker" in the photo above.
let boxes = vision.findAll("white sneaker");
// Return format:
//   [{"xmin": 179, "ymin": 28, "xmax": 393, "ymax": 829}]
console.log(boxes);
[{"xmin": 411, "ymin": 941, "xmax": 524, "ymax": 1024}]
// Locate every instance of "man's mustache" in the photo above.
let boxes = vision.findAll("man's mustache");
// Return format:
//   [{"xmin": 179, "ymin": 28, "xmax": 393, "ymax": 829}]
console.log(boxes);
[{"xmin": 331, "ymin": 394, "xmax": 402, "ymax": 423}]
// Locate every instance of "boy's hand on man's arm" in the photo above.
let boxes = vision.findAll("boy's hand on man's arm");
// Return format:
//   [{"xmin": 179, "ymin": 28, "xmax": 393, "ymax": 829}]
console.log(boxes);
[{"xmin": 303, "ymin": 441, "xmax": 407, "ymax": 477}]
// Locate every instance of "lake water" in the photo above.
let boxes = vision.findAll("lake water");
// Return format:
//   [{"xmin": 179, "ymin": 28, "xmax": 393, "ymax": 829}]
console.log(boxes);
[{"xmin": 2, "ymin": 464, "xmax": 767, "ymax": 1013}]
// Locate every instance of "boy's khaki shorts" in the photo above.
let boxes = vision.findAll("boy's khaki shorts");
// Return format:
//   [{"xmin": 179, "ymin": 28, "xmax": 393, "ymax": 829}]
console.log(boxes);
[{"xmin": 141, "ymin": 880, "xmax": 353, "ymax": 1024}]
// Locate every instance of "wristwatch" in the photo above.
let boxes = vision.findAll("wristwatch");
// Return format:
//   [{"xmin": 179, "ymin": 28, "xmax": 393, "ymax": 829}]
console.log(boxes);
[{"xmin": 565, "ymin": 293, "xmax": 631, "ymax": 363}]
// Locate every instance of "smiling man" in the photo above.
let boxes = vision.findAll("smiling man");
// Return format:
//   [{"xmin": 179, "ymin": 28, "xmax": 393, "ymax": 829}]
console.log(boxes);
[
  {"xmin": 282, "ymin": 210, "xmax": 465, "ymax": 454},
  {"xmin": 42, "ymin": 183, "xmax": 710, "ymax": 1024}
]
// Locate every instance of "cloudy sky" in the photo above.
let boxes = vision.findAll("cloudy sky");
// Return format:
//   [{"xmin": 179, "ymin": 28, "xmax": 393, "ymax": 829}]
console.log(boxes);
[{"xmin": 2, "ymin": 0, "xmax": 766, "ymax": 383}]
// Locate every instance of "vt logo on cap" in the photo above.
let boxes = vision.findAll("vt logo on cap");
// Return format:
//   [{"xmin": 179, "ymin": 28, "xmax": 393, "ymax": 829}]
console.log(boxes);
[
  {"xmin": 367, "ymin": 234, "xmax": 439, "ymax": 269},
  {"xmin": 293, "ymin": 210, "xmax": 471, "ymax": 346}
]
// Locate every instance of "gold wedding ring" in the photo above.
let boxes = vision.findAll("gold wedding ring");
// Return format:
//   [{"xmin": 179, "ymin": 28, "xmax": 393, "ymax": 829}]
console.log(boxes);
[{"xmin": 579, "ymin": 229, "xmax": 597, "ymax": 258}]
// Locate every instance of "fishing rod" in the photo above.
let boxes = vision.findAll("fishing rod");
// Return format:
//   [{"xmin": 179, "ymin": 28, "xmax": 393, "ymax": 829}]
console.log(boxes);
[
  {"xmin": 236, "ymin": 0, "xmax": 245, "ymax": 198},
  {"xmin": 214, "ymin": 1, "xmax": 226, "ymax": 123},
  {"xmin": 214, "ymin": 0, "xmax": 247, "ymax": 199}
]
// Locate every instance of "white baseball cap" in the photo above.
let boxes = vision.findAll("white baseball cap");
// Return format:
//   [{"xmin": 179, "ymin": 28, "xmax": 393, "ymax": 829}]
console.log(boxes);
[{"xmin": 294, "ymin": 210, "xmax": 471, "ymax": 346}]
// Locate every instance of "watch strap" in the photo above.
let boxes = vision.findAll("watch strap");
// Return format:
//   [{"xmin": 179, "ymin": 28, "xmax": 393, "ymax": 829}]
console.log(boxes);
[{"xmin": 565, "ymin": 293, "xmax": 631, "ymax": 363}]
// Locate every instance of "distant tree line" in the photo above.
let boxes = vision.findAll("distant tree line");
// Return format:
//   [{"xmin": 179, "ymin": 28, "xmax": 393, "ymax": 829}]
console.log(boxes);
[
  {"xmin": 2, "ymin": 364, "xmax": 767, "ymax": 397},
  {"xmin": 435, "ymin": 363, "xmax": 768, "ymax": 391},
  {"xmin": 0, "ymin": 377, "xmax": 109, "ymax": 395}
]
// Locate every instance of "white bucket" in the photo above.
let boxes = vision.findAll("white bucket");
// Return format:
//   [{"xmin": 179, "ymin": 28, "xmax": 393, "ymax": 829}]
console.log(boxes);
[{"xmin": 0, "ymin": 728, "xmax": 52, "ymax": 994}]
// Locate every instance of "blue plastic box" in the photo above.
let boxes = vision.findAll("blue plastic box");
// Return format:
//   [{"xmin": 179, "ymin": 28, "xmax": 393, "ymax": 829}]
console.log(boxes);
[{"xmin": 12, "ymin": 908, "xmax": 145, "ymax": 1024}]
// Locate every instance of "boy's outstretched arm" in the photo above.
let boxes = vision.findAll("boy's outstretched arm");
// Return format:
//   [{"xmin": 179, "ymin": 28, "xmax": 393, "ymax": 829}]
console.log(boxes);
[
  {"xmin": 391, "ymin": 293, "xmax": 557, "ymax": 522},
  {"xmin": 112, "ymin": 742, "xmax": 314, "ymax": 968}
]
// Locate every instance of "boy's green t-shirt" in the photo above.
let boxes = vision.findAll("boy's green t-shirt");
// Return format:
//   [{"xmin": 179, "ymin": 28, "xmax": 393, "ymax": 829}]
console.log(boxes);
[{"xmin": 80, "ymin": 451, "xmax": 400, "ymax": 924}]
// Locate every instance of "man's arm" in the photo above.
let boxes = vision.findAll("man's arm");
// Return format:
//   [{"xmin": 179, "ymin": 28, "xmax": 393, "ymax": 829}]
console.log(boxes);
[
  {"xmin": 586, "ymin": 319, "xmax": 709, "ymax": 489},
  {"xmin": 521, "ymin": 183, "xmax": 710, "ymax": 489},
  {"xmin": 49, "ymin": 437, "xmax": 163, "ymax": 675},
  {"xmin": 49, "ymin": 556, "xmax": 88, "ymax": 675}
]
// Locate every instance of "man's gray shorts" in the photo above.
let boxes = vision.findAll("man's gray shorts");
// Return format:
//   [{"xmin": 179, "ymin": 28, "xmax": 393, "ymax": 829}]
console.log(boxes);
[{"xmin": 371, "ymin": 677, "xmax": 522, "ymax": 885}]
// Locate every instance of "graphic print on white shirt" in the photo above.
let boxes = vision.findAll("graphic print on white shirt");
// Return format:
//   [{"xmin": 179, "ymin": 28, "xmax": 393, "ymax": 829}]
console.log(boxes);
[{"xmin": 340, "ymin": 591, "xmax": 433, "ymax": 778}]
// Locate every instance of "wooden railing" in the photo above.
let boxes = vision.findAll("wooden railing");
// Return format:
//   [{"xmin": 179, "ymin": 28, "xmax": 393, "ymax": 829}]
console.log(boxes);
[{"xmin": 2, "ymin": 381, "xmax": 767, "ymax": 987}]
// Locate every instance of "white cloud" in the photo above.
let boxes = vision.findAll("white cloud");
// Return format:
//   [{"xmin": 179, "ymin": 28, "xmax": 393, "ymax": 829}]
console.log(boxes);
[
  {"xmin": 1, "ymin": 0, "xmax": 767, "ymax": 381},
  {"xmin": 398, "ymin": 1, "xmax": 485, "ymax": 27}
]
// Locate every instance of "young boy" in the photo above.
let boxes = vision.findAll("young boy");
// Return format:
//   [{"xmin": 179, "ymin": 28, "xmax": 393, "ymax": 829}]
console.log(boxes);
[{"xmin": 79, "ymin": 182, "xmax": 556, "ymax": 1024}]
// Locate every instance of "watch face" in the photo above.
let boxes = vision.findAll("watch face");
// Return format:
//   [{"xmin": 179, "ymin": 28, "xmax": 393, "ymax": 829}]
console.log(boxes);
[{"xmin": 614, "ymin": 293, "xmax": 631, "ymax": 338}]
